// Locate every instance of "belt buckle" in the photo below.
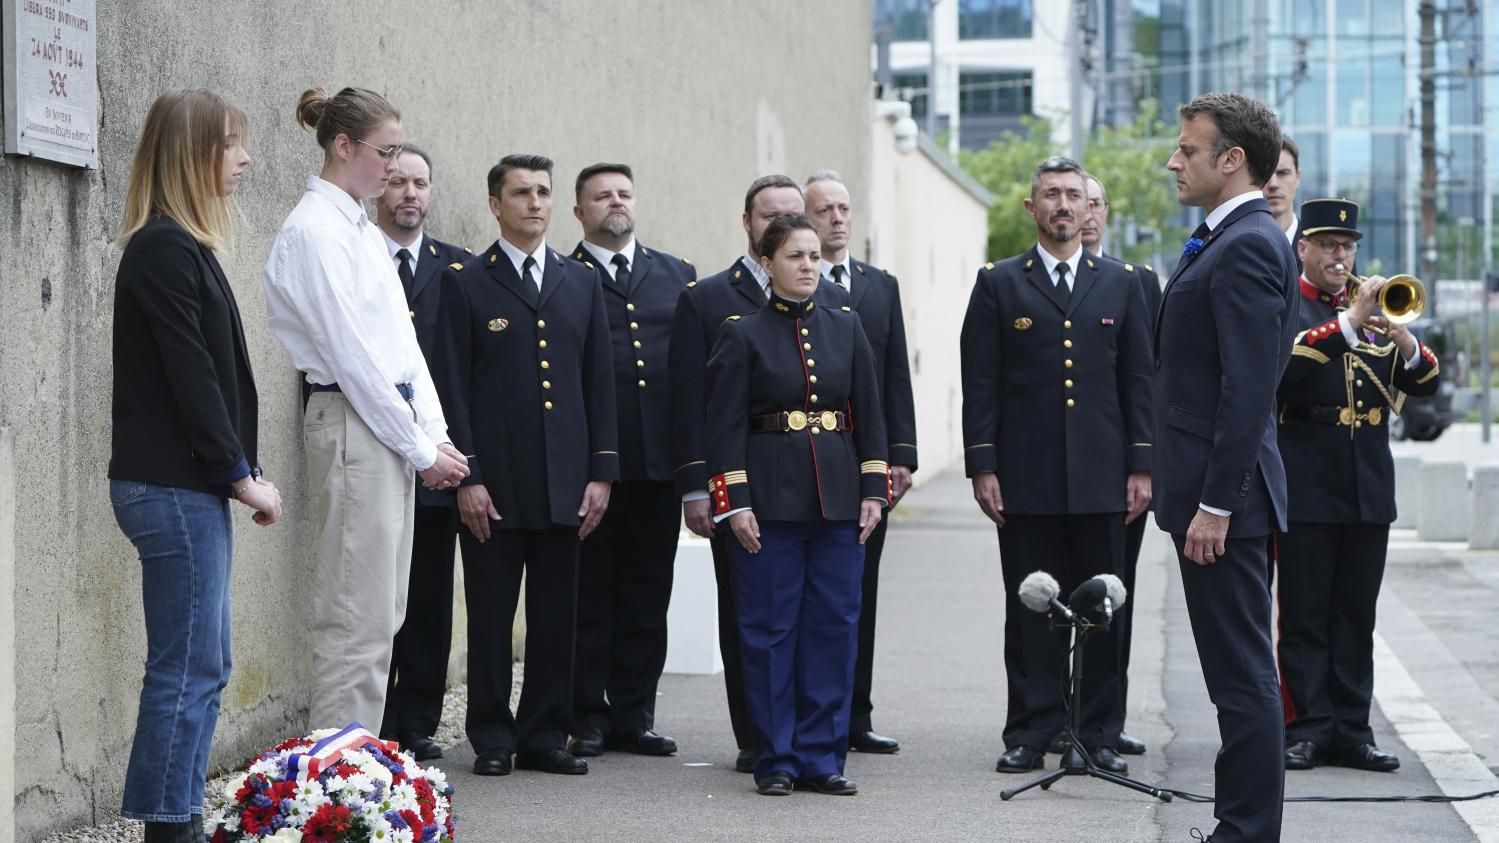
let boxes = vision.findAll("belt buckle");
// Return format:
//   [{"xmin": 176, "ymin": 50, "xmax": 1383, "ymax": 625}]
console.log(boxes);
[
  {"xmin": 786, "ymin": 410, "xmax": 808, "ymax": 431},
  {"xmin": 820, "ymin": 411, "xmax": 838, "ymax": 431},
  {"xmin": 1367, "ymin": 407, "xmax": 1383, "ymax": 426},
  {"xmin": 1338, "ymin": 406, "xmax": 1357, "ymax": 426}
]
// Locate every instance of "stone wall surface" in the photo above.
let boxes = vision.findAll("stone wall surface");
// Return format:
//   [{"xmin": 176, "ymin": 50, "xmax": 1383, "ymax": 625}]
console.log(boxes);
[{"xmin": 0, "ymin": 1, "xmax": 871, "ymax": 836}]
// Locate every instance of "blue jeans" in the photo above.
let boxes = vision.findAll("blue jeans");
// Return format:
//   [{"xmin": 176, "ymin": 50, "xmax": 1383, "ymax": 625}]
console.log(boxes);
[{"xmin": 110, "ymin": 480, "xmax": 233, "ymax": 822}]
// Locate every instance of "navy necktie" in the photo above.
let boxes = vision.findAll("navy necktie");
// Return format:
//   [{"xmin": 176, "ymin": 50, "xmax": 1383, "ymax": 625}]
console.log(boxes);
[
  {"xmin": 612, "ymin": 253, "xmax": 631, "ymax": 289},
  {"xmin": 396, "ymin": 248, "xmax": 414, "ymax": 303}
]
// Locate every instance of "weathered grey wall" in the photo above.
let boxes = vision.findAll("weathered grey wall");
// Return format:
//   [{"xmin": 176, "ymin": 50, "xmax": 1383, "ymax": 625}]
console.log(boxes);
[{"xmin": 0, "ymin": 1, "xmax": 871, "ymax": 836}]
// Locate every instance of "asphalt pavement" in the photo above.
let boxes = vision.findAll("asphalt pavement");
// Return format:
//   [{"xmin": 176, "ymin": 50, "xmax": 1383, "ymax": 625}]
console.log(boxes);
[{"xmin": 444, "ymin": 464, "xmax": 1499, "ymax": 842}]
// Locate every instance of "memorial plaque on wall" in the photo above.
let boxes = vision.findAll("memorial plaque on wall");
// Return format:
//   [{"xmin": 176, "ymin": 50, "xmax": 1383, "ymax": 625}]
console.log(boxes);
[{"xmin": 2, "ymin": 0, "xmax": 99, "ymax": 169}]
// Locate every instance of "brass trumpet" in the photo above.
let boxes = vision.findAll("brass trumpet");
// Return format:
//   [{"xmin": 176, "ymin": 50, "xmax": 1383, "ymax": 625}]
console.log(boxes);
[{"xmin": 1333, "ymin": 263, "xmax": 1425, "ymax": 335}]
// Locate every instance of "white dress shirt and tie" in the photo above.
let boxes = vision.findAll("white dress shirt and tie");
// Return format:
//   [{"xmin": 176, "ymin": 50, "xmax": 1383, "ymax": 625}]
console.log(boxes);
[{"xmin": 262, "ymin": 176, "xmax": 454, "ymax": 735}]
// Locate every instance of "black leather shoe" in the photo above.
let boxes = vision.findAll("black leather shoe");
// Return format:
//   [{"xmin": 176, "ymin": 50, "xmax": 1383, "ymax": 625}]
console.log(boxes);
[
  {"xmin": 756, "ymin": 772, "xmax": 793, "ymax": 795},
  {"xmin": 801, "ymin": 772, "xmax": 858, "ymax": 795},
  {"xmin": 396, "ymin": 732, "xmax": 443, "ymax": 762},
  {"xmin": 516, "ymin": 747, "xmax": 588, "ymax": 775},
  {"xmin": 143, "ymin": 821, "xmax": 197, "ymax": 843},
  {"xmin": 567, "ymin": 728, "xmax": 605, "ymax": 757},
  {"xmin": 735, "ymin": 748, "xmax": 756, "ymax": 773},
  {"xmin": 849, "ymin": 730, "xmax": 900, "ymax": 754},
  {"xmin": 607, "ymin": 728, "xmax": 677, "ymax": 756},
  {"xmin": 1117, "ymin": 732, "xmax": 1146, "ymax": 755},
  {"xmin": 1284, "ymin": 739, "xmax": 1323, "ymax": 770},
  {"xmin": 1046, "ymin": 731, "xmax": 1070, "ymax": 754},
  {"xmin": 1060, "ymin": 744, "xmax": 1088, "ymax": 772},
  {"xmin": 996, "ymin": 745, "xmax": 1046, "ymax": 773},
  {"xmin": 1092, "ymin": 747, "xmax": 1128, "ymax": 774},
  {"xmin": 1331, "ymin": 743, "xmax": 1400, "ymax": 772},
  {"xmin": 472, "ymin": 748, "xmax": 513, "ymax": 776}
]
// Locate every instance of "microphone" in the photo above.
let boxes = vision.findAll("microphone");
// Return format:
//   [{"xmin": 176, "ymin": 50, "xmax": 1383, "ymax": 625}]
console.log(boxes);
[
  {"xmin": 1067, "ymin": 577, "xmax": 1109, "ymax": 614},
  {"xmin": 1098, "ymin": 573, "xmax": 1127, "ymax": 609},
  {"xmin": 1017, "ymin": 571, "xmax": 1076, "ymax": 622}
]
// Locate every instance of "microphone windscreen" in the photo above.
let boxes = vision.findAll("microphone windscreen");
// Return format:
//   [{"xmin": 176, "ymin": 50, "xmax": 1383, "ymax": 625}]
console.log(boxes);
[
  {"xmin": 1098, "ymin": 573, "xmax": 1127, "ymax": 608},
  {"xmin": 1068, "ymin": 577, "xmax": 1109, "ymax": 613},
  {"xmin": 1018, "ymin": 571, "xmax": 1061, "ymax": 614}
]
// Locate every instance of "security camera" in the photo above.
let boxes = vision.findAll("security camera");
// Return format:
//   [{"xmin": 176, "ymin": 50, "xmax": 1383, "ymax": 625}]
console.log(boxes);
[{"xmin": 893, "ymin": 116, "xmax": 919, "ymax": 154}]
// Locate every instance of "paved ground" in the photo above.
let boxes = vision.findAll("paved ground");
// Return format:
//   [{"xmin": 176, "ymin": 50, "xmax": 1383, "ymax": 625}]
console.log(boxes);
[{"xmin": 442, "ymin": 464, "xmax": 1499, "ymax": 842}]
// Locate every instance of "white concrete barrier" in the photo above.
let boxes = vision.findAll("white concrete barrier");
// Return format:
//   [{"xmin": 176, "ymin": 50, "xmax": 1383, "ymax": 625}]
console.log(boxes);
[
  {"xmin": 1469, "ymin": 464, "xmax": 1499, "ymax": 550},
  {"xmin": 664, "ymin": 534, "xmax": 724, "ymax": 675},
  {"xmin": 1, "ymin": 429, "xmax": 15, "ymax": 843},
  {"xmin": 1393, "ymin": 454, "xmax": 1421, "ymax": 529},
  {"xmin": 1418, "ymin": 461, "xmax": 1470, "ymax": 542}
]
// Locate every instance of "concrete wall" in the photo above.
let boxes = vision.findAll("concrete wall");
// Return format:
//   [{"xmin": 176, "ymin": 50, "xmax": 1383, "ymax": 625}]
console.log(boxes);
[
  {"xmin": 866, "ymin": 115, "xmax": 992, "ymax": 481},
  {"xmin": 0, "ymin": 2, "xmax": 871, "ymax": 836}
]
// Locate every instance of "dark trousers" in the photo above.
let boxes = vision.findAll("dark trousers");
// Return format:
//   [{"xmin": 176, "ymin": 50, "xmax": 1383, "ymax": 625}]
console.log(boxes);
[
  {"xmin": 382, "ymin": 503, "xmax": 458, "ymax": 739},
  {"xmin": 1175, "ymin": 533, "xmax": 1285, "ymax": 843},
  {"xmin": 998, "ymin": 513, "xmax": 1124, "ymax": 750},
  {"xmin": 711, "ymin": 526, "xmax": 755, "ymax": 749},
  {"xmin": 573, "ymin": 481, "xmax": 679, "ymax": 735},
  {"xmin": 1118, "ymin": 512, "xmax": 1148, "ymax": 726},
  {"xmin": 849, "ymin": 517, "xmax": 889, "ymax": 735},
  {"xmin": 461, "ymin": 526, "xmax": 578, "ymax": 755},
  {"xmin": 732, "ymin": 520, "xmax": 864, "ymax": 780},
  {"xmin": 1276, "ymin": 521, "xmax": 1389, "ymax": 751}
]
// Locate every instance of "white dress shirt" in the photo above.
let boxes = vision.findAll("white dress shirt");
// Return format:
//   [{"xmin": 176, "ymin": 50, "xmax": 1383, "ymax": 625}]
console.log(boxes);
[
  {"xmin": 820, "ymin": 255, "xmax": 853, "ymax": 293},
  {"xmin": 262, "ymin": 176, "xmax": 449, "ymax": 471},
  {"xmin": 497, "ymin": 237, "xmax": 550, "ymax": 291},
  {"xmin": 1283, "ymin": 213, "xmax": 1299, "ymax": 245},
  {"xmin": 580, "ymin": 238, "xmax": 637, "ymax": 282},
  {"xmin": 742, "ymin": 253, "xmax": 771, "ymax": 295}
]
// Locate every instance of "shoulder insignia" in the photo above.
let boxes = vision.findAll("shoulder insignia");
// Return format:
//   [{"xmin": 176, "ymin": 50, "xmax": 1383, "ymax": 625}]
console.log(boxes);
[
  {"xmin": 553, "ymin": 252, "xmax": 564, "ymax": 264},
  {"xmin": 686, "ymin": 281, "xmax": 697, "ymax": 287},
  {"xmin": 448, "ymin": 262, "xmax": 464, "ymax": 271},
  {"xmin": 734, "ymin": 270, "xmax": 742, "ymax": 278},
  {"xmin": 857, "ymin": 264, "xmax": 867, "ymax": 274},
  {"xmin": 841, "ymin": 306, "xmax": 852, "ymax": 312},
  {"xmin": 1087, "ymin": 258, "xmax": 1096, "ymax": 269},
  {"xmin": 683, "ymin": 257, "xmax": 692, "ymax": 265},
  {"xmin": 585, "ymin": 261, "xmax": 594, "ymax": 269},
  {"xmin": 428, "ymin": 243, "xmax": 437, "ymax": 255},
  {"xmin": 464, "ymin": 247, "xmax": 473, "ymax": 254},
  {"xmin": 490, "ymin": 254, "xmax": 497, "ymax": 263},
  {"xmin": 1144, "ymin": 264, "xmax": 1152, "ymax": 272},
  {"xmin": 989, "ymin": 262, "xmax": 999, "ymax": 270},
  {"xmin": 575, "ymin": 250, "xmax": 585, "ymax": 259},
  {"xmin": 1124, "ymin": 263, "xmax": 1134, "ymax": 272},
  {"xmin": 727, "ymin": 315, "xmax": 741, "ymax": 321},
  {"xmin": 642, "ymin": 247, "xmax": 651, "ymax": 256}
]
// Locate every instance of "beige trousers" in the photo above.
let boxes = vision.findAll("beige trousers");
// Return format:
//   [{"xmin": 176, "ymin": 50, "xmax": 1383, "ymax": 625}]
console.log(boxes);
[{"xmin": 303, "ymin": 391, "xmax": 414, "ymax": 735}]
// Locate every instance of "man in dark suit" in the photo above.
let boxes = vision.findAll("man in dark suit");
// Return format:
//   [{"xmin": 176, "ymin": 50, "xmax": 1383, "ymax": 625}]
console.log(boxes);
[
  {"xmin": 1276, "ymin": 199, "xmax": 1439, "ymax": 774},
  {"xmin": 433, "ymin": 154, "xmax": 618, "ymax": 777},
  {"xmin": 667, "ymin": 175, "xmax": 848, "ymax": 772},
  {"xmin": 961, "ymin": 156, "xmax": 1153, "ymax": 778},
  {"xmin": 1079, "ymin": 171, "xmax": 1158, "ymax": 758},
  {"xmin": 803, "ymin": 170, "xmax": 917, "ymax": 755},
  {"xmin": 371, "ymin": 145, "xmax": 470, "ymax": 763},
  {"xmin": 565, "ymin": 163, "xmax": 695, "ymax": 759},
  {"xmin": 1265, "ymin": 137, "xmax": 1303, "ymax": 254},
  {"xmin": 1157, "ymin": 92, "xmax": 1299, "ymax": 842}
]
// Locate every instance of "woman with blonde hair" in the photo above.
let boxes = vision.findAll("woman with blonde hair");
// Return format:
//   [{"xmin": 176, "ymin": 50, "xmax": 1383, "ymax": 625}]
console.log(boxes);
[
  {"xmin": 261, "ymin": 86, "xmax": 466, "ymax": 738},
  {"xmin": 109, "ymin": 88, "xmax": 281, "ymax": 842}
]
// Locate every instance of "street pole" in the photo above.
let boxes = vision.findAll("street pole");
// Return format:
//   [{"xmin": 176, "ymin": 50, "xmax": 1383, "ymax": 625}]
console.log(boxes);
[
  {"xmin": 1419, "ymin": 1, "xmax": 1439, "ymax": 313},
  {"xmin": 927, "ymin": 0, "xmax": 940, "ymax": 139},
  {"xmin": 1483, "ymin": 276, "xmax": 1492, "ymax": 442}
]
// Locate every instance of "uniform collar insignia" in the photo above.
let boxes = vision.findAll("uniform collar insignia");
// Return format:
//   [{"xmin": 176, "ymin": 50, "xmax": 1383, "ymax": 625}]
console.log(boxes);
[{"xmin": 766, "ymin": 291, "xmax": 815, "ymax": 318}]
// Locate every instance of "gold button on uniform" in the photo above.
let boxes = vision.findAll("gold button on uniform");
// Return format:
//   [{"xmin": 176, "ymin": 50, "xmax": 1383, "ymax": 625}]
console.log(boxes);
[
  {"xmin": 1065, "ymin": 379, "xmax": 1074, "ymax": 388},
  {"xmin": 810, "ymin": 394, "xmax": 819, "ymax": 403},
  {"xmin": 1063, "ymin": 320, "xmax": 1072, "ymax": 329},
  {"xmin": 1067, "ymin": 398, "xmax": 1076, "ymax": 408},
  {"xmin": 633, "ymin": 340, "xmax": 642, "ymax": 349},
  {"xmin": 811, "ymin": 426, "xmax": 821, "ymax": 436},
  {"xmin": 638, "ymin": 379, "xmax": 647, "ymax": 388},
  {"xmin": 409, "ymin": 310, "xmax": 416, "ymax": 319},
  {"xmin": 537, "ymin": 319, "xmax": 546, "ymax": 328},
  {"xmin": 809, "ymin": 375, "xmax": 818, "ymax": 384},
  {"xmin": 807, "ymin": 359, "xmax": 816, "ymax": 368},
  {"xmin": 801, "ymin": 328, "xmax": 809, "ymax": 336},
  {"xmin": 1064, "ymin": 339, "xmax": 1073, "ymax": 348},
  {"xmin": 1356, "ymin": 379, "xmax": 1364, "ymax": 387},
  {"xmin": 626, "ymin": 303, "xmax": 636, "ymax": 312},
  {"xmin": 1356, "ymin": 400, "xmax": 1365, "ymax": 408},
  {"xmin": 540, "ymin": 360, "xmax": 550, "ymax": 369},
  {"xmin": 542, "ymin": 380, "xmax": 551, "ymax": 389},
  {"xmin": 630, "ymin": 322, "xmax": 639, "ymax": 330},
  {"xmin": 1065, "ymin": 359, "xmax": 1074, "ymax": 368},
  {"xmin": 538, "ymin": 340, "xmax": 548, "ymax": 349},
  {"xmin": 544, "ymin": 400, "xmax": 554, "ymax": 410},
  {"xmin": 636, "ymin": 360, "xmax": 645, "ymax": 368}
]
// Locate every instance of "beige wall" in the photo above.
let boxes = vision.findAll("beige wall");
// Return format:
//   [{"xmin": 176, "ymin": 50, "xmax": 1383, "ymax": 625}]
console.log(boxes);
[
  {"xmin": 0, "ymin": 2, "xmax": 871, "ymax": 836},
  {"xmin": 866, "ymin": 114, "xmax": 992, "ymax": 481}
]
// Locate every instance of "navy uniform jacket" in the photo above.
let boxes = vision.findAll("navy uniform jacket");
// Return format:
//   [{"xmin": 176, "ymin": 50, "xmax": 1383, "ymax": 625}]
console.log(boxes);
[
  {"xmin": 571, "ymin": 241, "xmax": 696, "ymax": 483},
  {"xmin": 1153, "ymin": 198, "xmax": 1298, "ymax": 538},
  {"xmin": 409, "ymin": 234, "xmax": 471, "ymax": 508},
  {"xmin": 668, "ymin": 257, "xmax": 849, "ymax": 498},
  {"xmin": 706, "ymin": 293, "xmax": 890, "ymax": 521},
  {"xmin": 1277, "ymin": 282, "xmax": 1440, "ymax": 524},
  {"xmin": 847, "ymin": 259, "xmax": 918, "ymax": 470},
  {"xmin": 960, "ymin": 247, "xmax": 1153, "ymax": 515},
  {"xmin": 433, "ymin": 242, "xmax": 619, "ymax": 530},
  {"xmin": 1099, "ymin": 254, "xmax": 1163, "ymax": 332}
]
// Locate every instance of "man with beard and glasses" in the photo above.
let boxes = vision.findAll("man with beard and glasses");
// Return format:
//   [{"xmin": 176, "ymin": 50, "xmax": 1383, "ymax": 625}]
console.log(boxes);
[
  {"xmin": 565, "ymin": 163, "xmax": 696, "ymax": 759},
  {"xmin": 960, "ymin": 156, "xmax": 1153, "ymax": 778},
  {"xmin": 374, "ymin": 144, "xmax": 471, "ymax": 762},
  {"xmin": 668, "ymin": 174, "xmax": 848, "ymax": 773}
]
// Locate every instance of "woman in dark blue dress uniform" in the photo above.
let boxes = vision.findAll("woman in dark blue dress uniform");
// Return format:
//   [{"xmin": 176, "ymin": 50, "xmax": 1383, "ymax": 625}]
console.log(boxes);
[{"xmin": 706, "ymin": 213, "xmax": 892, "ymax": 796}]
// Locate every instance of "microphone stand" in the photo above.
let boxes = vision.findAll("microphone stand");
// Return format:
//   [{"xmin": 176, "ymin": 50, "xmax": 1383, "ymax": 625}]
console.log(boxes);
[{"xmin": 1000, "ymin": 611, "xmax": 1172, "ymax": 803}]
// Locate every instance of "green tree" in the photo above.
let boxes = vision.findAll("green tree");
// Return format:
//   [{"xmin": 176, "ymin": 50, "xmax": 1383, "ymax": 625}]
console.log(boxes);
[{"xmin": 956, "ymin": 116, "xmax": 1058, "ymax": 261}]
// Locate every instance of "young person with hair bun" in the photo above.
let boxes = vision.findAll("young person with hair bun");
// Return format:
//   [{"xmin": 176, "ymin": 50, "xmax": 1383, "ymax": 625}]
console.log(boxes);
[
  {"xmin": 261, "ymin": 85, "xmax": 467, "ymax": 738},
  {"xmin": 110, "ymin": 87, "xmax": 281, "ymax": 843}
]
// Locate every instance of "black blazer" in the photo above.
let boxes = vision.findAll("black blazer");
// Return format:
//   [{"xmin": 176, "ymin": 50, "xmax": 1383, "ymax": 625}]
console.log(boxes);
[
  {"xmin": 960, "ymin": 247, "xmax": 1153, "ymax": 514},
  {"xmin": 707, "ymin": 294, "xmax": 889, "ymax": 522},
  {"xmin": 1153, "ymin": 198, "xmax": 1298, "ymax": 537},
  {"xmin": 846, "ymin": 259, "xmax": 918, "ymax": 470},
  {"xmin": 1277, "ymin": 290, "xmax": 1440, "ymax": 524},
  {"xmin": 407, "ymin": 234, "xmax": 471, "ymax": 508},
  {"xmin": 109, "ymin": 215, "xmax": 258, "ymax": 496},
  {"xmin": 667, "ymin": 257, "xmax": 849, "ymax": 497},
  {"xmin": 571, "ymin": 241, "xmax": 697, "ymax": 484},
  {"xmin": 1100, "ymin": 254, "xmax": 1164, "ymax": 332},
  {"xmin": 433, "ymin": 242, "xmax": 619, "ymax": 530}
]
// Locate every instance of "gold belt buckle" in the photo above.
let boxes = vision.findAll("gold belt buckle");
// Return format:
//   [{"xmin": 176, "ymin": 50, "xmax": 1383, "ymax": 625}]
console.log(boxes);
[
  {"xmin": 1367, "ymin": 407, "xmax": 1383, "ymax": 426},
  {"xmin": 786, "ymin": 410, "xmax": 808, "ymax": 431},
  {"xmin": 1338, "ymin": 406, "xmax": 1357, "ymax": 426},
  {"xmin": 820, "ymin": 411, "xmax": 838, "ymax": 431}
]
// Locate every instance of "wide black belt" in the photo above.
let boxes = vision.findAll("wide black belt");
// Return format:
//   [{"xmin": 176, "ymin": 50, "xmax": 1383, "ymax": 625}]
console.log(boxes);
[
  {"xmin": 1281, "ymin": 404, "xmax": 1383, "ymax": 427},
  {"xmin": 750, "ymin": 410, "xmax": 848, "ymax": 434},
  {"xmin": 311, "ymin": 382, "xmax": 416, "ymax": 401}
]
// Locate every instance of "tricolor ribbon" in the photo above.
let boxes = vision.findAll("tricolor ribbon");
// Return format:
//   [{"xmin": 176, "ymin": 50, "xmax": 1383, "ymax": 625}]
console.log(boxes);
[{"xmin": 286, "ymin": 723, "xmax": 399, "ymax": 784}]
